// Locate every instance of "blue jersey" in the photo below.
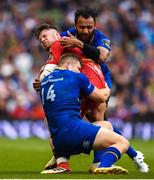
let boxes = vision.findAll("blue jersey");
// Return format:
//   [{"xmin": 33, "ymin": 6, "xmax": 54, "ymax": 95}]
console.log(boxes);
[
  {"xmin": 61, "ymin": 28, "xmax": 111, "ymax": 51},
  {"xmin": 61, "ymin": 28, "xmax": 112, "ymax": 89},
  {"xmin": 40, "ymin": 69, "xmax": 94, "ymax": 136},
  {"xmin": 100, "ymin": 63, "xmax": 112, "ymax": 89}
]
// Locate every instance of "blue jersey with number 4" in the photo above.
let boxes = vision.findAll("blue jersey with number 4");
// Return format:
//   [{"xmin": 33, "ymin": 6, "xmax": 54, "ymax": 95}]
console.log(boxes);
[{"xmin": 40, "ymin": 69, "xmax": 94, "ymax": 136}]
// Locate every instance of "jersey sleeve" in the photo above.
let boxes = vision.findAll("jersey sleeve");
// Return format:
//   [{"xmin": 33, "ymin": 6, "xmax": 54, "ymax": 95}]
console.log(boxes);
[
  {"xmin": 47, "ymin": 40, "xmax": 63, "ymax": 64},
  {"xmin": 94, "ymin": 31, "xmax": 111, "ymax": 51},
  {"xmin": 60, "ymin": 28, "xmax": 76, "ymax": 37},
  {"xmin": 76, "ymin": 73, "xmax": 95, "ymax": 96},
  {"xmin": 100, "ymin": 63, "xmax": 112, "ymax": 89},
  {"xmin": 60, "ymin": 31, "xmax": 68, "ymax": 37}
]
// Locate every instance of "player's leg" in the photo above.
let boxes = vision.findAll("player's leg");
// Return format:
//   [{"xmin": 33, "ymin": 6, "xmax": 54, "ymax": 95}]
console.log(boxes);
[
  {"xmin": 91, "ymin": 126, "xmax": 129, "ymax": 174},
  {"xmin": 44, "ymin": 138, "xmax": 57, "ymax": 169},
  {"xmin": 38, "ymin": 65, "xmax": 71, "ymax": 172},
  {"xmin": 87, "ymin": 102, "xmax": 111, "ymax": 171},
  {"xmin": 43, "ymin": 117, "xmax": 57, "ymax": 169},
  {"xmin": 105, "ymin": 97, "xmax": 149, "ymax": 173},
  {"xmin": 86, "ymin": 102, "xmax": 106, "ymax": 122},
  {"xmin": 42, "ymin": 119, "xmax": 129, "ymax": 175},
  {"xmin": 112, "ymin": 126, "xmax": 149, "ymax": 172},
  {"xmin": 43, "ymin": 117, "xmax": 71, "ymax": 173},
  {"xmin": 104, "ymin": 99, "xmax": 140, "ymax": 163},
  {"xmin": 89, "ymin": 120, "xmax": 113, "ymax": 170},
  {"xmin": 90, "ymin": 102, "xmax": 149, "ymax": 173},
  {"xmin": 44, "ymin": 139, "xmax": 71, "ymax": 172}
]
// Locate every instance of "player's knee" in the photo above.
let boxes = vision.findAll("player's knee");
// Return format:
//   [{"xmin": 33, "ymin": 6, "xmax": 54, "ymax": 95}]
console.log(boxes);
[
  {"xmin": 94, "ymin": 121, "xmax": 113, "ymax": 130},
  {"xmin": 104, "ymin": 121, "xmax": 113, "ymax": 130},
  {"xmin": 101, "ymin": 121, "xmax": 113, "ymax": 130}
]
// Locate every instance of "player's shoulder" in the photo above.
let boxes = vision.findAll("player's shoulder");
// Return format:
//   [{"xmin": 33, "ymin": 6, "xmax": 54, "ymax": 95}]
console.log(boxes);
[
  {"xmin": 52, "ymin": 39, "xmax": 61, "ymax": 46},
  {"xmin": 94, "ymin": 29, "xmax": 109, "ymax": 40},
  {"xmin": 93, "ymin": 29, "xmax": 111, "ymax": 49},
  {"xmin": 49, "ymin": 40, "xmax": 60, "ymax": 49},
  {"xmin": 61, "ymin": 27, "xmax": 76, "ymax": 37},
  {"xmin": 75, "ymin": 72, "xmax": 88, "ymax": 83},
  {"xmin": 66, "ymin": 70, "xmax": 83, "ymax": 77},
  {"xmin": 60, "ymin": 69, "xmax": 79, "ymax": 78},
  {"xmin": 49, "ymin": 39, "xmax": 63, "ymax": 52},
  {"xmin": 65, "ymin": 70, "xmax": 86, "ymax": 80},
  {"xmin": 59, "ymin": 70, "xmax": 86, "ymax": 86}
]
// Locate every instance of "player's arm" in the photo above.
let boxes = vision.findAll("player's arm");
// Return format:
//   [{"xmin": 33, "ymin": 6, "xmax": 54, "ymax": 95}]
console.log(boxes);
[
  {"xmin": 59, "ymin": 31, "xmax": 82, "ymax": 48},
  {"xmin": 78, "ymin": 73, "xmax": 110, "ymax": 103},
  {"xmin": 33, "ymin": 63, "xmax": 58, "ymax": 92},
  {"xmin": 89, "ymin": 84, "xmax": 110, "ymax": 103},
  {"xmin": 33, "ymin": 41, "xmax": 63, "ymax": 92},
  {"xmin": 33, "ymin": 65, "xmax": 44, "ymax": 92},
  {"xmin": 33, "ymin": 62, "xmax": 57, "ymax": 92},
  {"xmin": 40, "ymin": 41, "xmax": 64, "ymax": 80},
  {"xmin": 96, "ymin": 46, "xmax": 109, "ymax": 62},
  {"xmin": 39, "ymin": 64, "xmax": 57, "ymax": 81},
  {"xmin": 33, "ymin": 78, "xmax": 41, "ymax": 92},
  {"xmin": 59, "ymin": 31, "xmax": 110, "ymax": 63},
  {"xmin": 81, "ymin": 36, "xmax": 111, "ymax": 63},
  {"xmin": 33, "ymin": 40, "xmax": 61, "ymax": 83}
]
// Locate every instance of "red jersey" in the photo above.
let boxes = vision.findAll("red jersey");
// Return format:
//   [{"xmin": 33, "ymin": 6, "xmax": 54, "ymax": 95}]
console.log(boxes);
[
  {"xmin": 47, "ymin": 40, "xmax": 105, "ymax": 89},
  {"xmin": 47, "ymin": 40, "xmax": 105, "ymax": 116}
]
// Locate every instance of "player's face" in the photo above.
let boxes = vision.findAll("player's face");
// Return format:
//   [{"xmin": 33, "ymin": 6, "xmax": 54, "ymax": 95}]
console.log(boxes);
[
  {"xmin": 76, "ymin": 16, "xmax": 95, "ymax": 42},
  {"xmin": 39, "ymin": 29, "xmax": 60, "ymax": 51}
]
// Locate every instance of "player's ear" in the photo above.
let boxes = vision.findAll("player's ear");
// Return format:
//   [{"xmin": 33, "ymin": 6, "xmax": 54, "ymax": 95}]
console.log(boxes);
[
  {"xmin": 55, "ymin": 32, "xmax": 61, "ymax": 39},
  {"xmin": 65, "ymin": 61, "xmax": 70, "ymax": 70}
]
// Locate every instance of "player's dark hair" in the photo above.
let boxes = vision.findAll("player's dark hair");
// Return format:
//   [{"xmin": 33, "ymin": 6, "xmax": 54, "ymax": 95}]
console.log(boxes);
[
  {"xmin": 35, "ymin": 24, "xmax": 59, "ymax": 39},
  {"xmin": 59, "ymin": 53, "xmax": 82, "ymax": 67},
  {"xmin": 75, "ymin": 7, "xmax": 98, "ymax": 25}
]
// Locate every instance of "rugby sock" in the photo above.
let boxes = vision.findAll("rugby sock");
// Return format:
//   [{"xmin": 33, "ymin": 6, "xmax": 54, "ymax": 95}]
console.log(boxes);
[
  {"xmin": 126, "ymin": 146, "xmax": 137, "ymax": 158},
  {"xmin": 113, "ymin": 126, "xmax": 137, "ymax": 159},
  {"xmin": 57, "ymin": 157, "xmax": 67, "ymax": 165},
  {"xmin": 93, "ymin": 150, "xmax": 105, "ymax": 163},
  {"xmin": 56, "ymin": 157, "xmax": 71, "ymax": 171},
  {"xmin": 98, "ymin": 147, "xmax": 121, "ymax": 168},
  {"xmin": 92, "ymin": 127, "xmax": 122, "ymax": 164}
]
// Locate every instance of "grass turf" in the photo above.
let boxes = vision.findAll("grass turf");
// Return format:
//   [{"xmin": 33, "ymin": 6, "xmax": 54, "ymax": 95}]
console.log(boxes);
[{"xmin": 0, "ymin": 137, "xmax": 153, "ymax": 179}]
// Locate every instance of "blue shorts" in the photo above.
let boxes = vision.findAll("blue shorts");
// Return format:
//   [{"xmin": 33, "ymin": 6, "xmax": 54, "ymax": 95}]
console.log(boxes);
[{"xmin": 52, "ymin": 119, "xmax": 101, "ymax": 158}]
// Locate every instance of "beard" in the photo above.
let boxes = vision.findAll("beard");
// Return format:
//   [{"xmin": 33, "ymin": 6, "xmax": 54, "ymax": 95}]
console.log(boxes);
[{"xmin": 77, "ymin": 31, "xmax": 94, "ymax": 44}]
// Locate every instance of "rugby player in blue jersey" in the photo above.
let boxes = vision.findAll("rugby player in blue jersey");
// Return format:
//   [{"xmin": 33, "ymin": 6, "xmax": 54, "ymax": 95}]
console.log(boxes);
[
  {"xmin": 34, "ymin": 24, "xmax": 112, "ymax": 173},
  {"xmin": 33, "ymin": 22, "xmax": 149, "ymax": 173},
  {"xmin": 43, "ymin": 7, "xmax": 149, "ymax": 173},
  {"xmin": 40, "ymin": 53, "xmax": 129, "ymax": 175}
]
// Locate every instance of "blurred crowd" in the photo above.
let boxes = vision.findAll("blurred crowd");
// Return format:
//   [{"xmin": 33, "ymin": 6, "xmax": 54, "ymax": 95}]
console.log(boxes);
[{"xmin": 0, "ymin": 0, "xmax": 154, "ymax": 121}]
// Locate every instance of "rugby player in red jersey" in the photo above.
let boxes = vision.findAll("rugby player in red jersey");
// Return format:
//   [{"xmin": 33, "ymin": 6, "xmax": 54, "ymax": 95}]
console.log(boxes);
[
  {"xmin": 35, "ymin": 24, "xmax": 110, "ymax": 121},
  {"xmin": 34, "ymin": 24, "xmax": 111, "ymax": 173},
  {"xmin": 33, "ymin": 23, "xmax": 149, "ymax": 174}
]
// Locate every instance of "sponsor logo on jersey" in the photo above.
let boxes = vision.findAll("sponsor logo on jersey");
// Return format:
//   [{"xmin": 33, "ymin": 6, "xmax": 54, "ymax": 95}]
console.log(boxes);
[
  {"xmin": 41, "ymin": 77, "xmax": 64, "ymax": 85},
  {"xmin": 102, "ymin": 39, "xmax": 111, "ymax": 49},
  {"xmin": 82, "ymin": 140, "xmax": 90, "ymax": 149}
]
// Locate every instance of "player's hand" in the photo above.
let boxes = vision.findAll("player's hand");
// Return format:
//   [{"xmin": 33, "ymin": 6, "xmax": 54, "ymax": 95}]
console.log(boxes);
[
  {"xmin": 33, "ymin": 78, "xmax": 41, "ymax": 92},
  {"xmin": 59, "ymin": 31, "xmax": 83, "ymax": 48},
  {"xmin": 101, "ymin": 83, "xmax": 111, "ymax": 100}
]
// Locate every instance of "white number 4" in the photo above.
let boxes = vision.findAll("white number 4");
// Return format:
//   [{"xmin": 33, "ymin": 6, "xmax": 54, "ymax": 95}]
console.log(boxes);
[
  {"xmin": 47, "ymin": 84, "xmax": 56, "ymax": 102},
  {"xmin": 41, "ymin": 84, "xmax": 56, "ymax": 105}
]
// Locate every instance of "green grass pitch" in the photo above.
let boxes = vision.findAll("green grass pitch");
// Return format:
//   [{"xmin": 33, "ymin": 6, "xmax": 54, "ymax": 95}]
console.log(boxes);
[{"xmin": 0, "ymin": 137, "xmax": 153, "ymax": 179}]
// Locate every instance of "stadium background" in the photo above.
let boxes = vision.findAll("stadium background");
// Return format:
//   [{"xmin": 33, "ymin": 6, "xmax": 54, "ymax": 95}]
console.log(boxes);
[
  {"xmin": 0, "ymin": 0, "xmax": 154, "ymax": 140},
  {"xmin": 0, "ymin": 0, "xmax": 154, "ymax": 178}
]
